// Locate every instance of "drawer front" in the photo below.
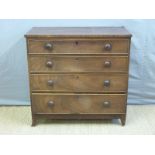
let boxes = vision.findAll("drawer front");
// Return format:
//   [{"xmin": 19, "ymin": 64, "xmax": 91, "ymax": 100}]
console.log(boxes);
[
  {"xmin": 28, "ymin": 39, "xmax": 129, "ymax": 54},
  {"xmin": 32, "ymin": 94, "xmax": 126, "ymax": 114},
  {"xmin": 30, "ymin": 74, "xmax": 128, "ymax": 92},
  {"xmin": 29, "ymin": 56, "xmax": 128, "ymax": 73}
]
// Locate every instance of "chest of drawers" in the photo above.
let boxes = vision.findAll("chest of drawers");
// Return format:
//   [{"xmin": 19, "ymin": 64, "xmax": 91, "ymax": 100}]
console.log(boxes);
[{"xmin": 25, "ymin": 27, "xmax": 132, "ymax": 126}]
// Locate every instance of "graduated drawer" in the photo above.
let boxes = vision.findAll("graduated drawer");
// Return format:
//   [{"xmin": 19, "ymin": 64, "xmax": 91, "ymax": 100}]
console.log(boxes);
[
  {"xmin": 28, "ymin": 39, "xmax": 129, "ymax": 54},
  {"xmin": 31, "ymin": 93, "xmax": 127, "ymax": 114},
  {"xmin": 28, "ymin": 55, "xmax": 128, "ymax": 73},
  {"xmin": 30, "ymin": 73, "xmax": 128, "ymax": 92}
]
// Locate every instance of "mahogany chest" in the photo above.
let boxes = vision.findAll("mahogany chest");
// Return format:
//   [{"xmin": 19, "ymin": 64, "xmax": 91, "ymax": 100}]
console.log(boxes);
[{"xmin": 25, "ymin": 27, "xmax": 132, "ymax": 126}]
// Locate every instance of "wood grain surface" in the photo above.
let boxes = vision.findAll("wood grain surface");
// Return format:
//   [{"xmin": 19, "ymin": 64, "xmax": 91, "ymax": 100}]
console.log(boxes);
[
  {"xmin": 28, "ymin": 39, "xmax": 129, "ymax": 54},
  {"xmin": 32, "ymin": 93, "xmax": 127, "ymax": 114},
  {"xmin": 30, "ymin": 73, "xmax": 128, "ymax": 92},
  {"xmin": 25, "ymin": 27, "xmax": 132, "ymax": 38},
  {"xmin": 29, "ymin": 55, "xmax": 128, "ymax": 73}
]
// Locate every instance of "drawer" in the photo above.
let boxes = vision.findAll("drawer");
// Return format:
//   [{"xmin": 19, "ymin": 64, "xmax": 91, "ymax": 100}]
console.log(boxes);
[
  {"xmin": 30, "ymin": 73, "xmax": 128, "ymax": 92},
  {"xmin": 28, "ymin": 39, "xmax": 129, "ymax": 54},
  {"xmin": 28, "ymin": 56, "xmax": 128, "ymax": 73},
  {"xmin": 32, "ymin": 94, "xmax": 127, "ymax": 114}
]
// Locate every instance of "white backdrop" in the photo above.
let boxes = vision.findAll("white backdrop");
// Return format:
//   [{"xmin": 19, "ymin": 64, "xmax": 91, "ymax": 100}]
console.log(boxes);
[{"xmin": 0, "ymin": 19, "xmax": 154, "ymax": 105}]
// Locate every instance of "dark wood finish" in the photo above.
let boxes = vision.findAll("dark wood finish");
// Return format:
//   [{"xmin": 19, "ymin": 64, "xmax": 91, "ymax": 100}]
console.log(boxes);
[
  {"xmin": 28, "ymin": 39, "xmax": 129, "ymax": 54},
  {"xmin": 31, "ymin": 93, "xmax": 126, "ymax": 114},
  {"xmin": 30, "ymin": 73, "xmax": 128, "ymax": 92},
  {"xmin": 29, "ymin": 55, "xmax": 128, "ymax": 73},
  {"xmin": 120, "ymin": 114, "xmax": 126, "ymax": 126},
  {"xmin": 25, "ymin": 27, "xmax": 131, "ymax": 126},
  {"xmin": 33, "ymin": 114, "xmax": 126, "ymax": 126},
  {"xmin": 25, "ymin": 27, "xmax": 132, "ymax": 38}
]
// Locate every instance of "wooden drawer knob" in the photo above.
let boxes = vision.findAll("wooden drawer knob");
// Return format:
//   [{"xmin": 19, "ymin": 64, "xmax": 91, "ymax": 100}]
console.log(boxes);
[
  {"xmin": 46, "ymin": 61, "xmax": 53, "ymax": 68},
  {"xmin": 103, "ymin": 101, "xmax": 111, "ymax": 107},
  {"xmin": 104, "ymin": 43, "xmax": 112, "ymax": 51},
  {"xmin": 104, "ymin": 80, "xmax": 110, "ymax": 87},
  {"xmin": 44, "ymin": 43, "xmax": 53, "ymax": 50},
  {"xmin": 47, "ymin": 80, "xmax": 54, "ymax": 86},
  {"xmin": 104, "ymin": 61, "xmax": 111, "ymax": 67},
  {"xmin": 47, "ymin": 101, "xmax": 54, "ymax": 107}
]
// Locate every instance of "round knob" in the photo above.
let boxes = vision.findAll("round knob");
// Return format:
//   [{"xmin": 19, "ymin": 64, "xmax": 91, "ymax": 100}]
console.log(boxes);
[
  {"xmin": 104, "ymin": 61, "xmax": 111, "ymax": 67},
  {"xmin": 103, "ymin": 101, "xmax": 111, "ymax": 107},
  {"xmin": 104, "ymin": 43, "xmax": 112, "ymax": 51},
  {"xmin": 47, "ymin": 80, "xmax": 54, "ymax": 86},
  {"xmin": 44, "ymin": 43, "xmax": 53, "ymax": 50},
  {"xmin": 104, "ymin": 80, "xmax": 110, "ymax": 87},
  {"xmin": 46, "ymin": 61, "xmax": 53, "ymax": 68},
  {"xmin": 47, "ymin": 101, "xmax": 54, "ymax": 107}
]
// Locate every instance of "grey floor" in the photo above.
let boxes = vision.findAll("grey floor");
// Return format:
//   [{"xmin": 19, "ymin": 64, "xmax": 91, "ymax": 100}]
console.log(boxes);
[{"xmin": 0, "ymin": 105, "xmax": 155, "ymax": 134}]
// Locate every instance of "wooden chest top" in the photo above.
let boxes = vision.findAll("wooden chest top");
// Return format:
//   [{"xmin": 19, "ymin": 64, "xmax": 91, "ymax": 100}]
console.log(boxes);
[{"xmin": 25, "ymin": 27, "xmax": 132, "ymax": 38}]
